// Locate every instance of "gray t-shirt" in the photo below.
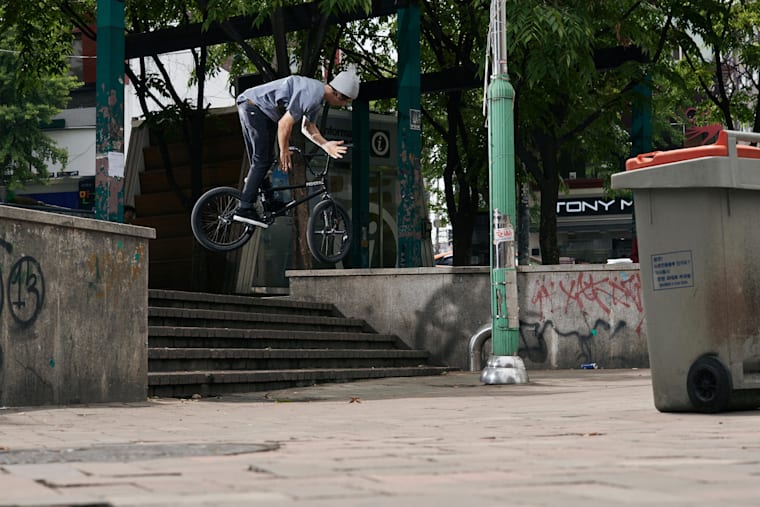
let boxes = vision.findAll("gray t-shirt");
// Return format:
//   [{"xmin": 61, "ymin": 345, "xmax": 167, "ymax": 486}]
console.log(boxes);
[{"xmin": 237, "ymin": 75, "xmax": 325, "ymax": 124}]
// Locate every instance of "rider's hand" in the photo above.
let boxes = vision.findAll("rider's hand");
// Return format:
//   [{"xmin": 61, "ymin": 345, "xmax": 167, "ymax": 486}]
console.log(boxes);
[
  {"xmin": 323, "ymin": 140, "xmax": 348, "ymax": 159},
  {"xmin": 279, "ymin": 150, "xmax": 291, "ymax": 172}
]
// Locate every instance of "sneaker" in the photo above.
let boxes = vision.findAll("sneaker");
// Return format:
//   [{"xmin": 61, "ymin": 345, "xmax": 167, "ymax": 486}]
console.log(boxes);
[{"xmin": 233, "ymin": 207, "xmax": 269, "ymax": 228}]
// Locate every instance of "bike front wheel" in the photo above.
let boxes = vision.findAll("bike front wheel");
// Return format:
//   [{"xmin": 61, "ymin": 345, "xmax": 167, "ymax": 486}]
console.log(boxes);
[
  {"xmin": 191, "ymin": 187, "xmax": 254, "ymax": 252},
  {"xmin": 307, "ymin": 199, "xmax": 352, "ymax": 264}
]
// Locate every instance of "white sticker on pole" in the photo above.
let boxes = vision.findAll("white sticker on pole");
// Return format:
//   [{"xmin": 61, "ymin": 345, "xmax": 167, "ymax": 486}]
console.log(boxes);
[
  {"xmin": 494, "ymin": 224, "xmax": 514, "ymax": 244},
  {"xmin": 108, "ymin": 151, "xmax": 125, "ymax": 178}
]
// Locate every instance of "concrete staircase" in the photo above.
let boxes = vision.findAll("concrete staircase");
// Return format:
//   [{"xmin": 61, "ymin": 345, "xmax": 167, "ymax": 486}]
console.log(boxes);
[{"xmin": 148, "ymin": 289, "xmax": 451, "ymax": 397}]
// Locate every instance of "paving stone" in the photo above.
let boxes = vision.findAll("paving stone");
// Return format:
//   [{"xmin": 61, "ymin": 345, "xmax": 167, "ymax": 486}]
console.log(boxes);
[{"xmin": 0, "ymin": 370, "xmax": 758, "ymax": 506}]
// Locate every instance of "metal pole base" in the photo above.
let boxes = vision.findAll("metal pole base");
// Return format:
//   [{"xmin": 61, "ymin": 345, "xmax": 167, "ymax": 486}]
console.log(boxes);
[{"xmin": 481, "ymin": 355, "xmax": 528, "ymax": 385}]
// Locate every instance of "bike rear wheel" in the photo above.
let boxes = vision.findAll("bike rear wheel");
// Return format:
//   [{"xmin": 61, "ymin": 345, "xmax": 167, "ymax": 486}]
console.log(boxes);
[
  {"xmin": 307, "ymin": 199, "xmax": 352, "ymax": 264},
  {"xmin": 191, "ymin": 187, "xmax": 254, "ymax": 252}
]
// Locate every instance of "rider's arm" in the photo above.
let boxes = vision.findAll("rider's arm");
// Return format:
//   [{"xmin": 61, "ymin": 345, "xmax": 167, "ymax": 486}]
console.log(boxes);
[
  {"xmin": 277, "ymin": 112, "xmax": 298, "ymax": 171},
  {"xmin": 302, "ymin": 117, "xmax": 347, "ymax": 159}
]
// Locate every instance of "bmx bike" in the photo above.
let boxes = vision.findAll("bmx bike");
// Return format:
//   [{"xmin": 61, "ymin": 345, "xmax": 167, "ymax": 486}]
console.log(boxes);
[{"xmin": 190, "ymin": 146, "xmax": 352, "ymax": 264}]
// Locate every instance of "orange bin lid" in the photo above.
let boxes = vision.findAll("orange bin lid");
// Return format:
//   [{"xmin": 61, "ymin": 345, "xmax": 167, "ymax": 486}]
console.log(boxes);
[{"xmin": 626, "ymin": 130, "xmax": 760, "ymax": 171}]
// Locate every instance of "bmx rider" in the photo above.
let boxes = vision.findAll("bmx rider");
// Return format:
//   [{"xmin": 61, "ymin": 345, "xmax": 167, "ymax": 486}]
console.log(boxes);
[{"xmin": 233, "ymin": 69, "xmax": 360, "ymax": 228}]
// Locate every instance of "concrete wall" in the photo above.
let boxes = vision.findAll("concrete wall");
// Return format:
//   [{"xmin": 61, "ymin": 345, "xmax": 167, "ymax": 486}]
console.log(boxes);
[
  {"xmin": 287, "ymin": 264, "xmax": 648, "ymax": 371},
  {"xmin": 0, "ymin": 205, "xmax": 155, "ymax": 406}
]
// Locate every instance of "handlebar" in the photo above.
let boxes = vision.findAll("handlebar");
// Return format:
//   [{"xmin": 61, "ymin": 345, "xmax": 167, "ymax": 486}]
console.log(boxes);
[{"xmin": 286, "ymin": 143, "xmax": 352, "ymax": 176}]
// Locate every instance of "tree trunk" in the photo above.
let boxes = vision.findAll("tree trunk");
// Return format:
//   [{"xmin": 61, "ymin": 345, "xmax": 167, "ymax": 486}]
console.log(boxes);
[
  {"xmin": 752, "ymin": 88, "xmax": 760, "ymax": 135},
  {"xmin": 441, "ymin": 90, "xmax": 480, "ymax": 266},
  {"xmin": 288, "ymin": 136, "xmax": 313, "ymax": 271},
  {"xmin": 450, "ymin": 210, "xmax": 474, "ymax": 265},
  {"xmin": 517, "ymin": 183, "xmax": 531, "ymax": 264},
  {"xmin": 537, "ymin": 131, "xmax": 561, "ymax": 265},
  {"xmin": 538, "ymin": 177, "xmax": 560, "ymax": 265}
]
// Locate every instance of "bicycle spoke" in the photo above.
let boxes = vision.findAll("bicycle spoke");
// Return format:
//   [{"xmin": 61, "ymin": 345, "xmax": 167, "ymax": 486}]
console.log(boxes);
[
  {"xmin": 191, "ymin": 187, "xmax": 253, "ymax": 252},
  {"xmin": 318, "ymin": 209, "xmax": 337, "ymax": 254},
  {"xmin": 307, "ymin": 200, "xmax": 351, "ymax": 263}
]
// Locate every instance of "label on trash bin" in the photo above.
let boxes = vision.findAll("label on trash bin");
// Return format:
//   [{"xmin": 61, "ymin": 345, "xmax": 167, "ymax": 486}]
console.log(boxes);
[{"xmin": 651, "ymin": 250, "xmax": 694, "ymax": 291}]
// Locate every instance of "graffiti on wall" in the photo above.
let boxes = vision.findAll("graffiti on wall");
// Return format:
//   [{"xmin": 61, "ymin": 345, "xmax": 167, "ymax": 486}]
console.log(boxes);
[
  {"xmin": 0, "ymin": 238, "xmax": 46, "ymax": 327},
  {"xmin": 85, "ymin": 241, "xmax": 146, "ymax": 300},
  {"xmin": 0, "ymin": 237, "xmax": 47, "ymax": 377},
  {"xmin": 520, "ymin": 271, "xmax": 646, "ymax": 367},
  {"xmin": 528, "ymin": 272, "xmax": 644, "ymax": 332},
  {"xmin": 519, "ymin": 318, "xmax": 635, "ymax": 366}
]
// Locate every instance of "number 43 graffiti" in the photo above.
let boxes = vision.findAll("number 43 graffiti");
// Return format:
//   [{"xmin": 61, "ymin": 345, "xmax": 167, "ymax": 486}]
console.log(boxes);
[{"xmin": 0, "ymin": 255, "xmax": 45, "ymax": 327}]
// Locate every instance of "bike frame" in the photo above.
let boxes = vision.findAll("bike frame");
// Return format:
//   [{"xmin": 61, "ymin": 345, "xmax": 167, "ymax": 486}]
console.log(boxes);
[
  {"xmin": 190, "ymin": 144, "xmax": 353, "ymax": 262},
  {"xmin": 265, "ymin": 177, "xmax": 330, "ymax": 219},
  {"xmin": 261, "ymin": 148, "xmax": 340, "ymax": 219}
]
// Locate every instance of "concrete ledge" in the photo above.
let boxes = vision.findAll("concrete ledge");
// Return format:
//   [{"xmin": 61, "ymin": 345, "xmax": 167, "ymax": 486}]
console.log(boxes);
[
  {"xmin": 288, "ymin": 264, "xmax": 648, "ymax": 371},
  {"xmin": 0, "ymin": 204, "xmax": 155, "ymax": 239},
  {"xmin": 0, "ymin": 205, "xmax": 156, "ymax": 406}
]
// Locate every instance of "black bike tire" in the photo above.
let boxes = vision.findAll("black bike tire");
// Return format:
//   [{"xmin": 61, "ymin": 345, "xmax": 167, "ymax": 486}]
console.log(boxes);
[
  {"xmin": 191, "ymin": 187, "xmax": 254, "ymax": 252},
  {"xmin": 306, "ymin": 199, "xmax": 353, "ymax": 264}
]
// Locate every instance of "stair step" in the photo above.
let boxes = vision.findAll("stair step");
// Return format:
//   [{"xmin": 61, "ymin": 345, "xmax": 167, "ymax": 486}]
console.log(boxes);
[
  {"xmin": 149, "ymin": 236, "xmax": 196, "ymax": 261},
  {"xmin": 140, "ymin": 162, "xmax": 241, "ymax": 193},
  {"xmin": 149, "ymin": 307, "xmax": 369, "ymax": 332},
  {"xmin": 149, "ymin": 289, "xmax": 336, "ymax": 316},
  {"xmin": 148, "ymin": 366, "xmax": 451, "ymax": 397},
  {"xmin": 148, "ymin": 260, "xmax": 195, "ymax": 291},
  {"xmin": 135, "ymin": 190, "xmax": 190, "ymax": 216},
  {"xmin": 142, "ymin": 137, "xmax": 244, "ymax": 170},
  {"xmin": 145, "ymin": 288, "xmax": 451, "ymax": 398},
  {"xmin": 148, "ymin": 326, "xmax": 405, "ymax": 350},
  {"xmin": 133, "ymin": 214, "xmax": 192, "ymax": 239},
  {"xmin": 148, "ymin": 347, "xmax": 430, "ymax": 371}
]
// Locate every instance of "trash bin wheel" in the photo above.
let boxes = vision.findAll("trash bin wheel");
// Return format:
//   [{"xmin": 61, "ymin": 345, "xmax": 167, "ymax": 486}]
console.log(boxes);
[{"xmin": 687, "ymin": 355, "xmax": 732, "ymax": 413}]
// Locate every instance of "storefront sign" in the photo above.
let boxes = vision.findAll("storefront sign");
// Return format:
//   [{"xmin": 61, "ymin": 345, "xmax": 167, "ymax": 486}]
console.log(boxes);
[{"xmin": 556, "ymin": 197, "xmax": 633, "ymax": 216}]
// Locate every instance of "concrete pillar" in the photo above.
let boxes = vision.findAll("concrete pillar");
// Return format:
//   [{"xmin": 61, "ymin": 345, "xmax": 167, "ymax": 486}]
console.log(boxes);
[
  {"xmin": 95, "ymin": 0, "xmax": 125, "ymax": 222},
  {"xmin": 396, "ymin": 0, "xmax": 424, "ymax": 267}
]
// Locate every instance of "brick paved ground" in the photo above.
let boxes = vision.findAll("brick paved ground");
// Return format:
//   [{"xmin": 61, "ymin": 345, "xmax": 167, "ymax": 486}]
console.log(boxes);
[{"xmin": 1, "ymin": 369, "xmax": 758, "ymax": 506}]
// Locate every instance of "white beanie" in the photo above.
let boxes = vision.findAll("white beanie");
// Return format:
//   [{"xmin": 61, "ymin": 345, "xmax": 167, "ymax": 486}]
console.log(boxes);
[{"xmin": 329, "ymin": 68, "xmax": 360, "ymax": 100}]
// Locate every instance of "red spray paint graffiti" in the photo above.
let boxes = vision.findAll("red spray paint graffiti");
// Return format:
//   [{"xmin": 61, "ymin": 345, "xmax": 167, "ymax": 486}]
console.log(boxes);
[{"xmin": 530, "ymin": 272, "xmax": 644, "ymax": 335}]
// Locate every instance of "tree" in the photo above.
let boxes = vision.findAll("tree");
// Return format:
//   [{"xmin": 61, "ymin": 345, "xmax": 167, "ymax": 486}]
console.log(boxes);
[
  {"xmin": 347, "ymin": 1, "xmax": 675, "ymax": 266},
  {"xmin": 124, "ymin": 1, "xmax": 215, "ymax": 212},
  {"xmin": 507, "ymin": 1, "xmax": 668, "ymax": 264},
  {"xmin": 418, "ymin": 1, "xmax": 490, "ymax": 266},
  {"xmin": 0, "ymin": 3, "xmax": 80, "ymax": 192},
  {"xmin": 663, "ymin": 0, "xmax": 760, "ymax": 135}
]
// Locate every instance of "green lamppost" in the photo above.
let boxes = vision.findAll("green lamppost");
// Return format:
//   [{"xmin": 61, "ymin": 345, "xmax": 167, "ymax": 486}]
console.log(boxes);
[
  {"xmin": 481, "ymin": 0, "xmax": 527, "ymax": 384},
  {"xmin": 95, "ymin": 0, "xmax": 125, "ymax": 222}
]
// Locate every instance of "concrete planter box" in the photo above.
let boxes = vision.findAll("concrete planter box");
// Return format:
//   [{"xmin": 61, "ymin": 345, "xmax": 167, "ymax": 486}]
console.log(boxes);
[
  {"xmin": 0, "ymin": 205, "xmax": 155, "ymax": 406},
  {"xmin": 288, "ymin": 264, "xmax": 648, "ymax": 371}
]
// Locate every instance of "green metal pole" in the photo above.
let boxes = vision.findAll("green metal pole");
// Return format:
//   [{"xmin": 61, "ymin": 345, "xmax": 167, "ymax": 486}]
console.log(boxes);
[
  {"xmin": 631, "ymin": 76, "xmax": 653, "ymax": 156},
  {"xmin": 628, "ymin": 75, "xmax": 652, "ymax": 263},
  {"xmin": 488, "ymin": 74, "xmax": 519, "ymax": 356},
  {"xmin": 396, "ymin": 0, "xmax": 423, "ymax": 267},
  {"xmin": 95, "ymin": 0, "xmax": 125, "ymax": 222},
  {"xmin": 481, "ymin": 0, "xmax": 526, "ymax": 384}
]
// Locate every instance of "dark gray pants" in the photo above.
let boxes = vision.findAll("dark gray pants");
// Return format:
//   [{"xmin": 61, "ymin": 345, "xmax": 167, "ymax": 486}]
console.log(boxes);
[{"xmin": 237, "ymin": 101, "xmax": 277, "ymax": 208}]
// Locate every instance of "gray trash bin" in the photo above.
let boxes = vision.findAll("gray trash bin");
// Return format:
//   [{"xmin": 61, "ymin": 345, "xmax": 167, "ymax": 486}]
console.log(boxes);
[{"xmin": 612, "ymin": 130, "xmax": 760, "ymax": 413}]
